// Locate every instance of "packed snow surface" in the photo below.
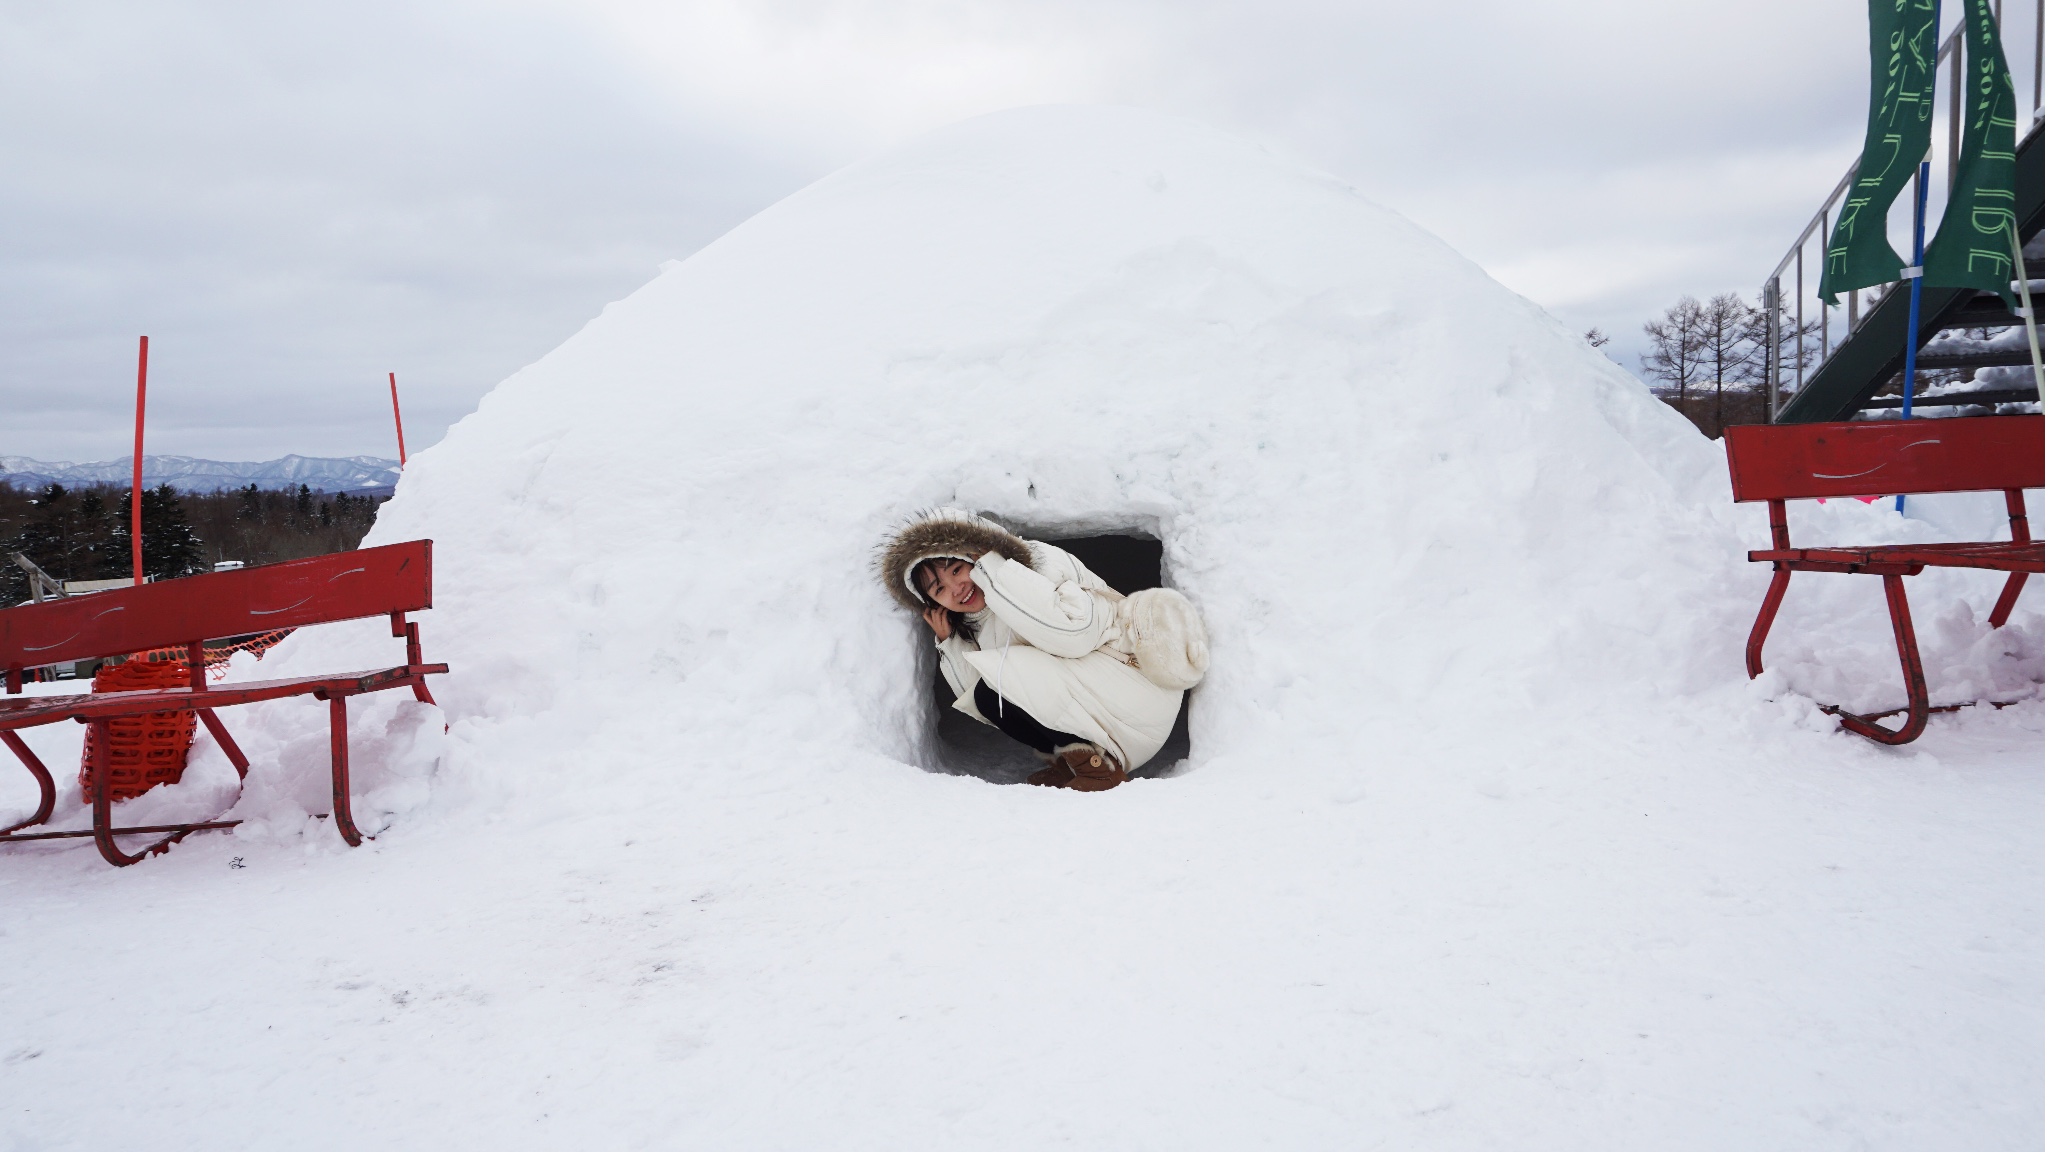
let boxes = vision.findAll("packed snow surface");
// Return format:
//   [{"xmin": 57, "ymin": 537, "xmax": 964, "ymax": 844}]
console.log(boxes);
[{"xmin": 3, "ymin": 107, "xmax": 2040, "ymax": 1149}]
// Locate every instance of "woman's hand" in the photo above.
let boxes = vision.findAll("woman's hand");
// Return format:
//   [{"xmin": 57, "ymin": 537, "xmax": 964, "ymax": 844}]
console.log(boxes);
[{"xmin": 921, "ymin": 606, "xmax": 952, "ymax": 641}]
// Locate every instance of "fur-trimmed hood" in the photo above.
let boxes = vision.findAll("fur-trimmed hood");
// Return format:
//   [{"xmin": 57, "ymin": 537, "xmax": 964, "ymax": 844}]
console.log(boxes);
[{"xmin": 878, "ymin": 508, "xmax": 1032, "ymax": 610}]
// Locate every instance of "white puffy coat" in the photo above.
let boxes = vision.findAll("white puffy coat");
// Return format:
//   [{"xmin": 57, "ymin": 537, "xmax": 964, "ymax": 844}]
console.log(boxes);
[{"xmin": 933, "ymin": 540, "xmax": 1184, "ymax": 771}]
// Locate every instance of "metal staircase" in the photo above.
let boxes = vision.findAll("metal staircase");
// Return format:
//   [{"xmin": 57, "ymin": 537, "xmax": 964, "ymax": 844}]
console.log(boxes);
[{"xmin": 1761, "ymin": 2, "xmax": 2045, "ymax": 423}]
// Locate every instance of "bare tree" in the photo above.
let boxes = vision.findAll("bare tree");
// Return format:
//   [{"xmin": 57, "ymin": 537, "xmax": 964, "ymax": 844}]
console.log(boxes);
[
  {"xmin": 1694, "ymin": 293, "xmax": 1761, "ymax": 437},
  {"xmin": 1584, "ymin": 327, "xmax": 1610, "ymax": 348},
  {"xmin": 1641, "ymin": 296, "xmax": 1708, "ymax": 407}
]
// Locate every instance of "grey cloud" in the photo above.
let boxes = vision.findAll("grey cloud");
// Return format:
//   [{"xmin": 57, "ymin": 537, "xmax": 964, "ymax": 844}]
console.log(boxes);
[
  {"xmin": 5, "ymin": 0, "xmax": 2018, "ymax": 461},
  {"xmin": 3, "ymin": 0, "xmax": 804, "ymax": 460}
]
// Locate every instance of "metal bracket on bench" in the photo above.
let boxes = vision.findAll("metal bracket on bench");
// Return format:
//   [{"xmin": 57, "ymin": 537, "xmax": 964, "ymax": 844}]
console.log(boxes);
[
  {"xmin": 390, "ymin": 612, "xmax": 437, "ymax": 707},
  {"xmin": 197, "ymin": 709, "xmax": 251, "ymax": 779},
  {"xmin": 1991, "ymin": 489, "xmax": 2035, "ymax": 628}
]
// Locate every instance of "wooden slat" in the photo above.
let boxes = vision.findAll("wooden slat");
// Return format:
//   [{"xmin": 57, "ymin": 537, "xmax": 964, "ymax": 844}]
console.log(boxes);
[
  {"xmin": 1, "ymin": 540, "xmax": 431, "ymax": 671},
  {"xmin": 1747, "ymin": 542, "xmax": 2043, "ymax": 573},
  {"xmin": 1724, "ymin": 416, "xmax": 2043, "ymax": 502}
]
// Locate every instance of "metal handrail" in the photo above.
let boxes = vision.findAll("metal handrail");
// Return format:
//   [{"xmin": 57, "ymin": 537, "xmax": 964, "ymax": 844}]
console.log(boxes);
[{"xmin": 1763, "ymin": 0, "xmax": 2045, "ymax": 418}]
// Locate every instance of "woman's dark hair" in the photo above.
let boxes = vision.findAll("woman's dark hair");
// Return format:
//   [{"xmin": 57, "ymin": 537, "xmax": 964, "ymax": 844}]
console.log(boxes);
[{"xmin": 913, "ymin": 557, "xmax": 978, "ymax": 643}]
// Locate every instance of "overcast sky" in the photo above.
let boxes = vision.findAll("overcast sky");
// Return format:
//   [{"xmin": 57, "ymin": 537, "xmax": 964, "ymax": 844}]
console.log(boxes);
[{"xmin": 4, "ymin": 0, "xmax": 2034, "ymax": 463}]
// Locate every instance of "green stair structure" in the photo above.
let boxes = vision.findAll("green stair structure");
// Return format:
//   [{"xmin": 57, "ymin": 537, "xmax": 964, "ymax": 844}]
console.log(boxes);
[{"xmin": 1760, "ymin": 9, "xmax": 2045, "ymax": 425}]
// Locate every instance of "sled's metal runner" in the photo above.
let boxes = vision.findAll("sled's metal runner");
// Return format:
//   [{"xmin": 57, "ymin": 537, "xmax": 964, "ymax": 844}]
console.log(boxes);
[
  {"xmin": 1, "ymin": 666, "xmax": 447, "ymax": 864},
  {"xmin": 0, "ymin": 822, "xmax": 238, "ymax": 843}
]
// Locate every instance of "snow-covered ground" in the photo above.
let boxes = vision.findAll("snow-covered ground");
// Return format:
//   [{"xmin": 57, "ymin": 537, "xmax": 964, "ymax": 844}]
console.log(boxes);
[
  {"xmin": 3, "ymin": 701, "xmax": 2039, "ymax": 1150},
  {"xmin": 2, "ymin": 106, "xmax": 2040, "ymax": 1149}
]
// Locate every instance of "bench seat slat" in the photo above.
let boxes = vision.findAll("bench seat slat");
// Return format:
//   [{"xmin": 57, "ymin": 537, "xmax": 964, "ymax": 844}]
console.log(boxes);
[
  {"xmin": 1748, "ymin": 541, "xmax": 2044, "ymax": 574},
  {"xmin": 0, "ymin": 664, "xmax": 448, "ymax": 731}
]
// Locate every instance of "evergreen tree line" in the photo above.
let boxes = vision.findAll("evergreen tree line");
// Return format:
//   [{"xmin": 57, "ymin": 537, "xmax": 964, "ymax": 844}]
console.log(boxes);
[{"xmin": 1, "ymin": 482, "xmax": 383, "ymax": 606}]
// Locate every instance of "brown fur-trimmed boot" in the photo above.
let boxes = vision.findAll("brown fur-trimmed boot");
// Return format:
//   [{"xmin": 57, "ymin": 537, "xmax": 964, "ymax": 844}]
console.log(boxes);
[{"xmin": 1027, "ymin": 743, "xmax": 1126, "ymax": 791}]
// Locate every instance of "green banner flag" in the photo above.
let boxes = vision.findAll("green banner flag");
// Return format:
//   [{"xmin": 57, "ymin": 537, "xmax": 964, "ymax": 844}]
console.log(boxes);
[
  {"xmin": 1819, "ymin": 0, "xmax": 1941, "ymax": 305},
  {"xmin": 1923, "ymin": 0, "xmax": 2019, "ymax": 305}
]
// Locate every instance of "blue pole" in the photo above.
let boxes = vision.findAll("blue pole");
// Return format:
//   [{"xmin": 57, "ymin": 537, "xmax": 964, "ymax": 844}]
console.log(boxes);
[{"xmin": 1896, "ymin": 160, "xmax": 1930, "ymax": 514}]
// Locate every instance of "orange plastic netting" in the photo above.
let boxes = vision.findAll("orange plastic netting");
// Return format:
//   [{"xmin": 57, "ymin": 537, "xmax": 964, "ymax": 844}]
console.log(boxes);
[
  {"xmin": 133, "ymin": 629, "xmax": 294, "ymax": 680},
  {"xmin": 78, "ymin": 659, "xmax": 198, "ymax": 802}
]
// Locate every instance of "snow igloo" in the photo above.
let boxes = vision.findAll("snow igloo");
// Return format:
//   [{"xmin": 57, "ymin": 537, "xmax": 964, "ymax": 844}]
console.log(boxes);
[{"xmin": 262, "ymin": 104, "xmax": 1772, "ymax": 795}]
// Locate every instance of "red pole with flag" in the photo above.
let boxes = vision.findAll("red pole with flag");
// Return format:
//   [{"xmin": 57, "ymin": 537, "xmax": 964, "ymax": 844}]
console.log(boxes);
[
  {"xmin": 131, "ymin": 336, "xmax": 148, "ymax": 586},
  {"xmin": 388, "ymin": 372, "xmax": 408, "ymax": 468}
]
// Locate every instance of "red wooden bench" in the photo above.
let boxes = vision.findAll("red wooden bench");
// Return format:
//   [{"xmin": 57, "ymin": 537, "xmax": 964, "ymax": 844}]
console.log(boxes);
[
  {"xmin": 0, "ymin": 540, "xmax": 448, "ymax": 865},
  {"xmin": 1724, "ymin": 415, "xmax": 2043, "ymax": 745}
]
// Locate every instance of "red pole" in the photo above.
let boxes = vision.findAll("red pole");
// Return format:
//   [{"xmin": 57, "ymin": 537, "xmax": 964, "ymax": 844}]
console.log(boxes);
[
  {"xmin": 131, "ymin": 336, "xmax": 148, "ymax": 586},
  {"xmin": 388, "ymin": 372, "xmax": 408, "ymax": 468}
]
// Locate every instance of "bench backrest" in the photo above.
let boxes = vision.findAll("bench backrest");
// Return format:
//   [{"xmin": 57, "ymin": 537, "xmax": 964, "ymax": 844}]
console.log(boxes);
[
  {"xmin": 1724, "ymin": 415, "xmax": 2044, "ymax": 503},
  {"xmin": 1, "ymin": 539, "xmax": 432, "ymax": 675}
]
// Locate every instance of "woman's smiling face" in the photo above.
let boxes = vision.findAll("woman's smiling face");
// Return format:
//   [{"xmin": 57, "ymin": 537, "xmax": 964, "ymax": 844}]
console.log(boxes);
[{"xmin": 920, "ymin": 558, "xmax": 985, "ymax": 613}]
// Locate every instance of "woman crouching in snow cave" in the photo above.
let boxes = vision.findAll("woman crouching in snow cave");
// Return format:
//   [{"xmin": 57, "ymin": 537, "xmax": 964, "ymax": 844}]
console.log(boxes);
[{"xmin": 882, "ymin": 510, "xmax": 1210, "ymax": 791}]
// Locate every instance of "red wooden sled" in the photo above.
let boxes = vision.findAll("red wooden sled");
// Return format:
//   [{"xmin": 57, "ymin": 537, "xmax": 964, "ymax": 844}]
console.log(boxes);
[
  {"xmin": 1724, "ymin": 415, "xmax": 2043, "ymax": 745},
  {"xmin": 1, "ymin": 540, "xmax": 448, "ymax": 865}
]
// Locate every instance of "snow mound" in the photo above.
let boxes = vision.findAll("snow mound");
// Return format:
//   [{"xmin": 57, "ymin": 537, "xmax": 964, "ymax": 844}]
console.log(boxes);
[{"xmin": 243, "ymin": 105, "xmax": 2034, "ymax": 813}]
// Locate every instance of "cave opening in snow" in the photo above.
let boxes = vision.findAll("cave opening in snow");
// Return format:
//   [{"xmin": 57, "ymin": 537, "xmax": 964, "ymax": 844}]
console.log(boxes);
[{"xmin": 927, "ymin": 531, "xmax": 1194, "ymax": 784}]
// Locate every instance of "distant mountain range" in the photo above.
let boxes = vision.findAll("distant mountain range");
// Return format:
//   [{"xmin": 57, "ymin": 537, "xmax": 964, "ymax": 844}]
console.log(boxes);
[{"xmin": 0, "ymin": 454, "xmax": 400, "ymax": 493}]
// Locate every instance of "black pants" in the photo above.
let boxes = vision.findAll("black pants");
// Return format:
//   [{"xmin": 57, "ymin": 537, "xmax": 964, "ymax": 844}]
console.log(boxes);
[{"xmin": 974, "ymin": 681, "xmax": 1085, "ymax": 755}]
